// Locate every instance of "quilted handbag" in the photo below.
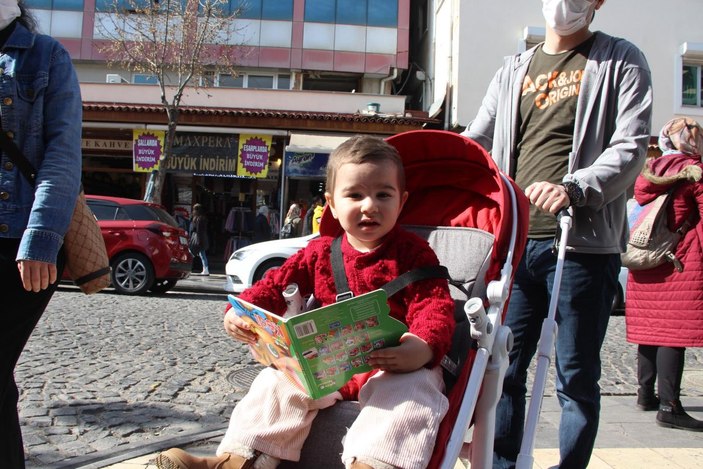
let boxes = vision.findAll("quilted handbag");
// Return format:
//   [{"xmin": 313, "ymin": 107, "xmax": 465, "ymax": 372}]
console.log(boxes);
[{"xmin": 0, "ymin": 133, "xmax": 111, "ymax": 294}]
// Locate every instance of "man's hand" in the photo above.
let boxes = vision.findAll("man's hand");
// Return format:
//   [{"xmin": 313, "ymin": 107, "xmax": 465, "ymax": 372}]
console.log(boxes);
[
  {"xmin": 366, "ymin": 333, "xmax": 433, "ymax": 373},
  {"xmin": 17, "ymin": 260, "xmax": 56, "ymax": 292},
  {"xmin": 525, "ymin": 181, "xmax": 570, "ymax": 214},
  {"xmin": 223, "ymin": 308, "xmax": 258, "ymax": 345}
]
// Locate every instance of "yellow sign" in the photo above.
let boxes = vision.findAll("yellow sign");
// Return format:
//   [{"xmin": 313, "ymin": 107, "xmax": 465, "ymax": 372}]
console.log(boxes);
[
  {"xmin": 237, "ymin": 134, "xmax": 271, "ymax": 178},
  {"xmin": 133, "ymin": 129, "xmax": 165, "ymax": 173}
]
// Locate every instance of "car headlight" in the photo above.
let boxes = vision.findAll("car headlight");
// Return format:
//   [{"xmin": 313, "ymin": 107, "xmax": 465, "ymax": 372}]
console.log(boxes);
[{"xmin": 232, "ymin": 249, "xmax": 252, "ymax": 261}]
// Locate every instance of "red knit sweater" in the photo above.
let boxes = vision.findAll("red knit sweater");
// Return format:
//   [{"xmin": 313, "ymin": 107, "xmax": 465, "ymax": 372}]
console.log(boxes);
[{"xmin": 235, "ymin": 225, "xmax": 456, "ymax": 399}]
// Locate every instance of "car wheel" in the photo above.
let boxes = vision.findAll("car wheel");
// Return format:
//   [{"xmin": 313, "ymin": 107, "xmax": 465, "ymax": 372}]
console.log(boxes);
[
  {"xmin": 149, "ymin": 279, "xmax": 177, "ymax": 294},
  {"xmin": 253, "ymin": 259, "xmax": 285, "ymax": 283},
  {"xmin": 111, "ymin": 252, "xmax": 155, "ymax": 295}
]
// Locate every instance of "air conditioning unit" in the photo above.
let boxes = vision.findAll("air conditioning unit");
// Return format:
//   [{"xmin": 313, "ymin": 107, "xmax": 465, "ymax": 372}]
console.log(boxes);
[{"xmin": 106, "ymin": 73, "xmax": 127, "ymax": 84}]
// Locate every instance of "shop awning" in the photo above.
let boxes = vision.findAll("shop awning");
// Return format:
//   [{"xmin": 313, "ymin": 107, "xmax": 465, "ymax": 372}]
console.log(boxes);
[{"xmin": 285, "ymin": 132, "xmax": 351, "ymax": 154}]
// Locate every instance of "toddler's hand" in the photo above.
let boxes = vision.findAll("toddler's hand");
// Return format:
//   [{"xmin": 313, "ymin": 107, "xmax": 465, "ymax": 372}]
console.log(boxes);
[
  {"xmin": 223, "ymin": 308, "xmax": 258, "ymax": 345},
  {"xmin": 366, "ymin": 333, "xmax": 433, "ymax": 373}
]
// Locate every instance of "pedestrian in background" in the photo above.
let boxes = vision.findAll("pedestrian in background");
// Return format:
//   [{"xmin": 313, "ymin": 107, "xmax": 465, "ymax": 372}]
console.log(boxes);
[
  {"xmin": 253, "ymin": 205, "xmax": 271, "ymax": 243},
  {"xmin": 312, "ymin": 196, "xmax": 325, "ymax": 234},
  {"xmin": 280, "ymin": 202, "xmax": 302, "ymax": 238},
  {"xmin": 302, "ymin": 194, "xmax": 323, "ymax": 235},
  {"xmin": 463, "ymin": 0, "xmax": 653, "ymax": 467},
  {"xmin": 0, "ymin": 3, "xmax": 83, "ymax": 468},
  {"xmin": 189, "ymin": 203, "xmax": 210, "ymax": 275},
  {"xmin": 626, "ymin": 117, "xmax": 703, "ymax": 432}
]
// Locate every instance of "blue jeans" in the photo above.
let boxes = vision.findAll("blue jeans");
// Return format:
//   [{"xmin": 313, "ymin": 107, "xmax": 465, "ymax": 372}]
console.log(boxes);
[
  {"xmin": 493, "ymin": 239, "xmax": 619, "ymax": 469},
  {"xmin": 198, "ymin": 249, "xmax": 209, "ymax": 271}
]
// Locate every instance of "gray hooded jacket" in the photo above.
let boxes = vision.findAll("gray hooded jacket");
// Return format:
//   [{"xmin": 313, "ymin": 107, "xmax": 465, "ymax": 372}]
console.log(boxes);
[{"xmin": 463, "ymin": 31, "xmax": 653, "ymax": 254}]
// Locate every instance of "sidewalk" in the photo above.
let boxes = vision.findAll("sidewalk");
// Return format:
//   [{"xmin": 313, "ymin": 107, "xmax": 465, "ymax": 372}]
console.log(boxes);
[
  {"xmin": 94, "ymin": 395, "xmax": 703, "ymax": 469},
  {"xmin": 173, "ymin": 273, "xmax": 229, "ymax": 294}
]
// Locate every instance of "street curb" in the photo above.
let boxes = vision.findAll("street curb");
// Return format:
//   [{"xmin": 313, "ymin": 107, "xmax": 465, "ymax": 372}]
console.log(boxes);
[{"xmin": 44, "ymin": 427, "xmax": 226, "ymax": 469}]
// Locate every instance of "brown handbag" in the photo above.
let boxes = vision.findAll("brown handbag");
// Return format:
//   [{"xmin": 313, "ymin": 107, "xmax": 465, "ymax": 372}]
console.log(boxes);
[{"xmin": 0, "ymin": 133, "xmax": 111, "ymax": 294}]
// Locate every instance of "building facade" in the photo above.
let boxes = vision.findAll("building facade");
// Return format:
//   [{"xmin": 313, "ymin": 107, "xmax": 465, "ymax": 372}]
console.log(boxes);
[
  {"xmin": 422, "ymin": 0, "xmax": 703, "ymax": 134},
  {"xmin": 27, "ymin": 0, "xmax": 435, "ymax": 266}
]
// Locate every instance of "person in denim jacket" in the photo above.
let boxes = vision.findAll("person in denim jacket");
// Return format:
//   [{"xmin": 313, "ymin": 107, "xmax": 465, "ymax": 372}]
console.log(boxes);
[{"xmin": 0, "ymin": 2, "xmax": 82, "ymax": 468}]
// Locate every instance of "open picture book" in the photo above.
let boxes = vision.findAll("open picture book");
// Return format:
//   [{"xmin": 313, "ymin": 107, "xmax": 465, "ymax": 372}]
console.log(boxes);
[{"xmin": 227, "ymin": 289, "xmax": 408, "ymax": 399}]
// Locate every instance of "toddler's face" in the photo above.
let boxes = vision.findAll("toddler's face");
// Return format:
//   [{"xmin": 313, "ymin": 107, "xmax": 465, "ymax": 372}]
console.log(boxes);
[{"xmin": 326, "ymin": 160, "xmax": 408, "ymax": 252}]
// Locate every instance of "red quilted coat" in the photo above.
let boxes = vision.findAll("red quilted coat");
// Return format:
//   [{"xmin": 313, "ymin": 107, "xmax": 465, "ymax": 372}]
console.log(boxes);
[{"xmin": 626, "ymin": 152, "xmax": 703, "ymax": 347}]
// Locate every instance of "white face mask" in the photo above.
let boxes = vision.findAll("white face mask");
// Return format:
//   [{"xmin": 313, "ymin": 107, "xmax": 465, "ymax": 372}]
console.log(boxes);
[
  {"xmin": 542, "ymin": 0, "xmax": 597, "ymax": 36},
  {"xmin": 0, "ymin": 0, "xmax": 21, "ymax": 31}
]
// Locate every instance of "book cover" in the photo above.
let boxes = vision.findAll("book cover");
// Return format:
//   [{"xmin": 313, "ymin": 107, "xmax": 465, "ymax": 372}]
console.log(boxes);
[{"xmin": 227, "ymin": 289, "xmax": 408, "ymax": 399}]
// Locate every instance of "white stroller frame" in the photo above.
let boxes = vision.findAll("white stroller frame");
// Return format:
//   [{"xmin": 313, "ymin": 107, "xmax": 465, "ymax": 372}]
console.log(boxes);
[
  {"xmin": 438, "ymin": 173, "xmax": 521, "ymax": 469},
  {"xmin": 439, "ymin": 186, "xmax": 573, "ymax": 469}
]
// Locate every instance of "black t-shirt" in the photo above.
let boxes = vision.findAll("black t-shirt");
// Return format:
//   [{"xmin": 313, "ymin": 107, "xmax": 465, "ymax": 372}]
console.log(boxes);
[{"xmin": 515, "ymin": 36, "xmax": 594, "ymax": 237}]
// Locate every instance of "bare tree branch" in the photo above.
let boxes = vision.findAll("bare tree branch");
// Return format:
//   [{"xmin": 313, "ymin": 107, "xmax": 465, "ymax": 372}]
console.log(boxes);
[{"xmin": 95, "ymin": 0, "xmax": 244, "ymax": 203}]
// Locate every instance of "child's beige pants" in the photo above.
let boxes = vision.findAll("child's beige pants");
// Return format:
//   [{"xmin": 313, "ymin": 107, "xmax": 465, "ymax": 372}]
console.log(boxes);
[{"xmin": 217, "ymin": 366, "xmax": 448, "ymax": 469}]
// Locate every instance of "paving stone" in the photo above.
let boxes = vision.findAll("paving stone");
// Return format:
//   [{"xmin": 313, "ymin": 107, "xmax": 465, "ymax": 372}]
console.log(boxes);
[{"xmin": 16, "ymin": 289, "xmax": 703, "ymax": 469}]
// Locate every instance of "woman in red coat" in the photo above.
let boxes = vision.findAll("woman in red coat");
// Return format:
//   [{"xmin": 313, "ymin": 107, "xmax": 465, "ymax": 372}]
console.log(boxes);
[{"xmin": 626, "ymin": 117, "xmax": 703, "ymax": 432}]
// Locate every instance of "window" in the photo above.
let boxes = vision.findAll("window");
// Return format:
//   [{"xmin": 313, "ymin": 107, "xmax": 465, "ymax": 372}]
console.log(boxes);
[
  {"xmin": 277, "ymin": 74, "xmax": 291, "ymax": 90},
  {"xmin": 679, "ymin": 43, "xmax": 703, "ymax": 113},
  {"xmin": 235, "ymin": 0, "xmax": 261, "ymax": 19},
  {"xmin": 133, "ymin": 74, "xmax": 158, "ymax": 85},
  {"xmin": 87, "ymin": 202, "xmax": 121, "ymax": 221},
  {"xmin": 305, "ymin": 0, "xmax": 397, "ymax": 27},
  {"xmin": 337, "ymin": 0, "xmax": 365, "ymax": 25},
  {"xmin": 247, "ymin": 75, "xmax": 274, "ymax": 89},
  {"xmin": 302, "ymin": 73, "xmax": 359, "ymax": 92},
  {"xmin": 305, "ymin": 0, "xmax": 335, "ymax": 23},
  {"xmin": 367, "ymin": 0, "xmax": 396, "ymax": 27},
  {"xmin": 217, "ymin": 73, "xmax": 289, "ymax": 89},
  {"xmin": 261, "ymin": 0, "xmax": 293, "ymax": 20},
  {"xmin": 219, "ymin": 74, "xmax": 244, "ymax": 88},
  {"xmin": 233, "ymin": 0, "xmax": 293, "ymax": 20},
  {"xmin": 200, "ymin": 71, "xmax": 216, "ymax": 87},
  {"xmin": 26, "ymin": 0, "xmax": 83, "ymax": 10},
  {"xmin": 682, "ymin": 64, "xmax": 702, "ymax": 107}
]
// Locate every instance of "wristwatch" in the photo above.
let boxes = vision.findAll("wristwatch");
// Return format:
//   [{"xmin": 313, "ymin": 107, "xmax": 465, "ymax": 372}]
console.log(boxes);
[{"xmin": 561, "ymin": 182, "xmax": 584, "ymax": 207}]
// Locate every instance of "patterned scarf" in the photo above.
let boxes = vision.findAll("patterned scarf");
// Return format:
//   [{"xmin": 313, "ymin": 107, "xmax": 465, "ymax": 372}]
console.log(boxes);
[{"xmin": 658, "ymin": 117, "xmax": 703, "ymax": 157}]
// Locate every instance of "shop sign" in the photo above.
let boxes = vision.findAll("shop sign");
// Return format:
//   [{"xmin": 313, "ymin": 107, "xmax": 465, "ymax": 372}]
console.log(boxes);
[
  {"xmin": 162, "ymin": 133, "xmax": 239, "ymax": 177},
  {"xmin": 132, "ymin": 130, "xmax": 164, "ymax": 172},
  {"xmin": 237, "ymin": 134, "xmax": 271, "ymax": 178},
  {"xmin": 284, "ymin": 151, "xmax": 328, "ymax": 178},
  {"xmin": 83, "ymin": 139, "xmax": 131, "ymax": 151}
]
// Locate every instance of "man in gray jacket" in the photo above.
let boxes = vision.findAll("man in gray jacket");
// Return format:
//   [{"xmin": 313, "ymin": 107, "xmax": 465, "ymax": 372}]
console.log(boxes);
[{"xmin": 463, "ymin": 1, "xmax": 652, "ymax": 468}]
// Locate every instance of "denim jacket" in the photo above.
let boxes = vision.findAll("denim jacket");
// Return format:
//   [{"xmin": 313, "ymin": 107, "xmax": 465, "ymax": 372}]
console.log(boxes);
[{"xmin": 0, "ymin": 22, "xmax": 82, "ymax": 263}]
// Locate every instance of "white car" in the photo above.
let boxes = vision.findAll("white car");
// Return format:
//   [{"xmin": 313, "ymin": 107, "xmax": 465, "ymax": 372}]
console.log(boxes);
[
  {"xmin": 613, "ymin": 266, "xmax": 628, "ymax": 315},
  {"xmin": 225, "ymin": 233, "xmax": 320, "ymax": 293}
]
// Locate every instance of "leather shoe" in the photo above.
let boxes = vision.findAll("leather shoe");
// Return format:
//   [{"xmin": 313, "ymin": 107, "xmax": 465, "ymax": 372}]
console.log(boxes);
[
  {"xmin": 636, "ymin": 387, "xmax": 659, "ymax": 411},
  {"xmin": 656, "ymin": 400, "xmax": 703, "ymax": 432},
  {"xmin": 156, "ymin": 448, "xmax": 256, "ymax": 469}
]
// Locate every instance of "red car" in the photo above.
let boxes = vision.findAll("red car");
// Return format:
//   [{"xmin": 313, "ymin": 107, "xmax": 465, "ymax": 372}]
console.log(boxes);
[{"xmin": 81, "ymin": 195, "xmax": 193, "ymax": 294}]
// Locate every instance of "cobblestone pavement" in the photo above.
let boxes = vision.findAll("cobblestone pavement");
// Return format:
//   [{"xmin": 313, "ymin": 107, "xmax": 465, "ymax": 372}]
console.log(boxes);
[{"xmin": 17, "ymin": 288, "xmax": 703, "ymax": 468}]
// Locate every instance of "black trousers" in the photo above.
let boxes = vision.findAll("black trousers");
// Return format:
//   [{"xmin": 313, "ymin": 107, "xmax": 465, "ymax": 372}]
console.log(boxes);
[
  {"xmin": 0, "ymin": 239, "xmax": 65, "ymax": 469},
  {"xmin": 637, "ymin": 344, "xmax": 686, "ymax": 403}
]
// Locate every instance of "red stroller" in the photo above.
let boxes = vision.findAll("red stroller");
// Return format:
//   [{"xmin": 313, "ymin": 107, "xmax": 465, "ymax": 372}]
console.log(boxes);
[{"xmin": 279, "ymin": 129, "xmax": 530, "ymax": 469}]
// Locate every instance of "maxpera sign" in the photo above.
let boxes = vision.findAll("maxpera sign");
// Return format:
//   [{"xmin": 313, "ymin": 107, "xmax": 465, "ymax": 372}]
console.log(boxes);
[{"xmin": 161, "ymin": 133, "xmax": 239, "ymax": 177}]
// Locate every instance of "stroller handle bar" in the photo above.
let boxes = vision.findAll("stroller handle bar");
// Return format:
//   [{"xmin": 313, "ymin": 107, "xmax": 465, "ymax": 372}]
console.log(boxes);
[{"xmin": 516, "ymin": 209, "xmax": 573, "ymax": 468}]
